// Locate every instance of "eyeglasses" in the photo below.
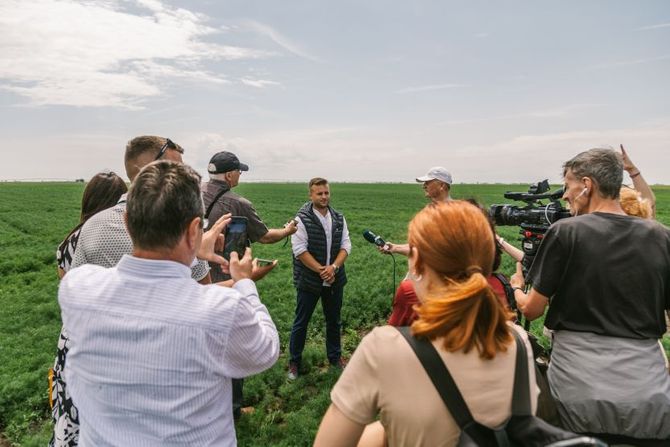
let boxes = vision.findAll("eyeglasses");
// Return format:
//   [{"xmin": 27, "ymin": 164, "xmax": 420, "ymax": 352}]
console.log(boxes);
[{"xmin": 154, "ymin": 138, "xmax": 184, "ymax": 161}]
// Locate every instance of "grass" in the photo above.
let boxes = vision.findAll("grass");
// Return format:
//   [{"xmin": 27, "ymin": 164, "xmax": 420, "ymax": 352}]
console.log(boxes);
[{"xmin": 1, "ymin": 182, "xmax": 669, "ymax": 446}]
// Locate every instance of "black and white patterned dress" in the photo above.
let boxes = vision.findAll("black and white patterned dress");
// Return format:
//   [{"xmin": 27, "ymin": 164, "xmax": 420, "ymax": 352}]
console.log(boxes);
[{"xmin": 51, "ymin": 227, "xmax": 82, "ymax": 447}]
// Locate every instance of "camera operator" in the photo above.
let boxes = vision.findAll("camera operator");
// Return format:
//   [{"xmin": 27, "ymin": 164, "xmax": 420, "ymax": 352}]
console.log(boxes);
[{"xmin": 510, "ymin": 148, "xmax": 670, "ymax": 444}]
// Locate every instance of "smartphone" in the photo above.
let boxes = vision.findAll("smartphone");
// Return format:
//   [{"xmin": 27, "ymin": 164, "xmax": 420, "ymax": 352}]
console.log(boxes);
[
  {"xmin": 256, "ymin": 258, "xmax": 275, "ymax": 266},
  {"xmin": 222, "ymin": 216, "xmax": 248, "ymax": 261}
]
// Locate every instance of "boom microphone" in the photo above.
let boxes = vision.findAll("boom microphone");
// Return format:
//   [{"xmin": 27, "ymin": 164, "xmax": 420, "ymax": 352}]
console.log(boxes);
[{"xmin": 363, "ymin": 229, "xmax": 386, "ymax": 247}]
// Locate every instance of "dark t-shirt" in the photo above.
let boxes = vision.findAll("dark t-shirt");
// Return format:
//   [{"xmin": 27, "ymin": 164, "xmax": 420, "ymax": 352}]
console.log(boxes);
[
  {"xmin": 202, "ymin": 179, "xmax": 269, "ymax": 281},
  {"xmin": 528, "ymin": 212, "xmax": 670, "ymax": 339}
]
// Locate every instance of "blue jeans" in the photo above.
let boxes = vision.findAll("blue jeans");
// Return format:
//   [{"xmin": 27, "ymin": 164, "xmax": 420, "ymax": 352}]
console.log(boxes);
[{"xmin": 289, "ymin": 286, "xmax": 343, "ymax": 366}]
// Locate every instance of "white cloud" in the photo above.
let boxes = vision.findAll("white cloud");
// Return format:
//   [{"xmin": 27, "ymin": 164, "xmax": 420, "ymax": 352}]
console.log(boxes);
[
  {"xmin": 527, "ymin": 103, "xmax": 603, "ymax": 118},
  {"xmin": 241, "ymin": 78, "xmax": 281, "ymax": 88},
  {"xmin": 585, "ymin": 54, "xmax": 670, "ymax": 70},
  {"xmin": 440, "ymin": 104, "xmax": 603, "ymax": 125},
  {"xmin": 242, "ymin": 20, "xmax": 321, "ymax": 62},
  {"xmin": 396, "ymin": 83, "xmax": 467, "ymax": 94},
  {"xmin": 448, "ymin": 120, "xmax": 670, "ymax": 184},
  {"xmin": 0, "ymin": 0, "xmax": 269, "ymax": 108},
  {"xmin": 637, "ymin": 22, "xmax": 670, "ymax": 31}
]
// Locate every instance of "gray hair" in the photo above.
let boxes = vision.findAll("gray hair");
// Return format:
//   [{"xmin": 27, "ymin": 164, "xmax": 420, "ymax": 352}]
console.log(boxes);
[
  {"xmin": 126, "ymin": 160, "xmax": 203, "ymax": 250},
  {"xmin": 562, "ymin": 148, "xmax": 623, "ymax": 199},
  {"xmin": 209, "ymin": 172, "xmax": 228, "ymax": 182}
]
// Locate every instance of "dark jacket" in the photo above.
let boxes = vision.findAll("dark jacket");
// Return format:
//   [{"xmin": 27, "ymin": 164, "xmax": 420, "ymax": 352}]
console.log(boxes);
[{"xmin": 292, "ymin": 202, "xmax": 347, "ymax": 294}]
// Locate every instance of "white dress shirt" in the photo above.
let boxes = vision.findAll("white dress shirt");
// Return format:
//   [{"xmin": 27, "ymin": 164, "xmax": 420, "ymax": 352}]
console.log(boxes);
[
  {"xmin": 291, "ymin": 210, "xmax": 351, "ymax": 286},
  {"xmin": 59, "ymin": 255, "xmax": 279, "ymax": 446}
]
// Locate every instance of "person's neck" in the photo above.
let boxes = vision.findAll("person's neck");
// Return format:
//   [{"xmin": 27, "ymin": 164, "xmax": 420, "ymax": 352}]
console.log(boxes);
[
  {"xmin": 313, "ymin": 204, "xmax": 328, "ymax": 216},
  {"xmin": 585, "ymin": 197, "xmax": 625, "ymax": 215},
  {"xmin": 431, "ymin": 194, "xmax": 450, "ymax": 203},
  {"xmin": 132, "ymin": 247, "xmax": 192, "ymax": 267}
]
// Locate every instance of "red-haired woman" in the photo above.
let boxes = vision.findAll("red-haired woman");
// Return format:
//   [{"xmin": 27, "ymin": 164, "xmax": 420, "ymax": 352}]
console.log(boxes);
[{"xmin": 315, "ymin": 201, "xmax": 538, "ymax": 447}]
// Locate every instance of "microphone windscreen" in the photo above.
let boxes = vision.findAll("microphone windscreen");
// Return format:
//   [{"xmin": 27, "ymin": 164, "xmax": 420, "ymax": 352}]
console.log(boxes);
[{"xmin": 362, "ymin": 229, "xmax": 377, "ymax": 244}]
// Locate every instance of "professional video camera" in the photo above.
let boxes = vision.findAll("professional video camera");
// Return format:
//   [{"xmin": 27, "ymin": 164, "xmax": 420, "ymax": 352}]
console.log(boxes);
[{"xmin": 489, "ymin": 179, "xmax": 570, "ymax": 269}]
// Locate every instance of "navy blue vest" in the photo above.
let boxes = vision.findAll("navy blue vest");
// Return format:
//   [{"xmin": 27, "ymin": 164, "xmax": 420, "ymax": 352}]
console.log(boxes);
[{"xmin": 292, "ymin": 202, "xmax": 347, "ymax": 293}]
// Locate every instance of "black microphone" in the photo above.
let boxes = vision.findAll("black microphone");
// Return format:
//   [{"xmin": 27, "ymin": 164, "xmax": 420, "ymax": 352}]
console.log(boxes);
[{"xmin": 363, "ymin": 229, "xmax": 386, "ymax": 247}]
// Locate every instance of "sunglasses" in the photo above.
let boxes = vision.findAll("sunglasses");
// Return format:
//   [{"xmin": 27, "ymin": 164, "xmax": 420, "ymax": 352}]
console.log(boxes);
[{"xmin": 154, "ymin": 138, "xmax": 184, "ymax": 161}]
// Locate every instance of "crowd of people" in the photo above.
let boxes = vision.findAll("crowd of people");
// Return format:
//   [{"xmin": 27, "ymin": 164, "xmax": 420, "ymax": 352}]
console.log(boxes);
[{"xmin": 49, "ymin": 137, "xmax": 669, "ymax": 447}]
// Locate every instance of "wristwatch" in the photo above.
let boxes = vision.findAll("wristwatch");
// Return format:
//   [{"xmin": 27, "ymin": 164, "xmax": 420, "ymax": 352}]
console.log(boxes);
[{"xmin": 332, "ymin": 263, "xmax": 340, "ymax": 273}]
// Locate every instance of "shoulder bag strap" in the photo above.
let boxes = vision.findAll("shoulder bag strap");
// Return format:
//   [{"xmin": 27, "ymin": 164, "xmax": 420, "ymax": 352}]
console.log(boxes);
[
  {"xmin": 395, "ymin": 326, "xmax": 476, "ymax": 429},
  {"xmin": 204, "ymin": 185, "xmax": 230, "ymax": 221},
  {"xmin": 510, "ymin": 329, "xmax": 532, "ymax": 416}
]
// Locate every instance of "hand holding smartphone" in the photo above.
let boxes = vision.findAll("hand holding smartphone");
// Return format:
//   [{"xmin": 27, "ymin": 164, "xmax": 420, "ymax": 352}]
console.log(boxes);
[{"xmin": 222, "ymin": 216, "xmax": 248, "ymax": 261}]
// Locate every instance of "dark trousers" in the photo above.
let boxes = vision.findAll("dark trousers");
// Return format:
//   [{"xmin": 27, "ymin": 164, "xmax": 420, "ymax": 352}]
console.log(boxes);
[
  {"xmin": 289, "ymin": 286, "xmax": 343, "ymax": 366},
  {"xmin": 232, "ymin": 378, "xmax": 244, "ymax": 420}
]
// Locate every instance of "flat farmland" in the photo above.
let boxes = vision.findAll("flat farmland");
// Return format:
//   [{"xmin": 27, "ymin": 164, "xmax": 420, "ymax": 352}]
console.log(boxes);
[{"xmin": 1, "ymin": 182, "xmax": 669, "ymax": 446}]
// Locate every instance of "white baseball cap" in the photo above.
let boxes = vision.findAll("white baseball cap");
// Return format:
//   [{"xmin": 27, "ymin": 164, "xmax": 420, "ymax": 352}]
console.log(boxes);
[{"xmin": 416, "ymin": 166, "xmax": 453, "ymax": 185}]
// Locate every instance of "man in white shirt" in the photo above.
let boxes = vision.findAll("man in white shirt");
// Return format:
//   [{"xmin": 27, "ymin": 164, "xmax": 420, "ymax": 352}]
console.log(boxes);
[
  {"xmin": 288, "ymin": 177, "xmax": 351, "ymax": 380},
  {"xmin": 59, "ymin": 160, "xmax": 280, "ymax": 446}
]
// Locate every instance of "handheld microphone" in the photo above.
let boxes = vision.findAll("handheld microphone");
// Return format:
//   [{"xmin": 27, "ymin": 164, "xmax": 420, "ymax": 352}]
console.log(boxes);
[{"xmin": 363, "ymin": 229, "xmax": 386, "ymax": 247}]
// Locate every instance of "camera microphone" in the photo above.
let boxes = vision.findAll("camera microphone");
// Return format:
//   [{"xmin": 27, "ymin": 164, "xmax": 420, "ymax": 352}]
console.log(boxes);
[{"xmin": 363, "ymin": 229, "xmax": 386, "ymax": 247}]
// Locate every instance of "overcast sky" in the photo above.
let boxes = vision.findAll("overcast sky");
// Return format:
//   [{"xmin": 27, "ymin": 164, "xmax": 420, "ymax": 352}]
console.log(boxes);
[{"xmin": 1, "ymin": 0, "xmax": 669, "ymax": 184}]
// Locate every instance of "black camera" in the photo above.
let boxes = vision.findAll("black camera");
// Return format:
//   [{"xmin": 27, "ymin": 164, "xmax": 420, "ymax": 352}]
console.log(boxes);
[{"xmin": 489, "ymin": 180, "xmax": 570, "ymax": 269}]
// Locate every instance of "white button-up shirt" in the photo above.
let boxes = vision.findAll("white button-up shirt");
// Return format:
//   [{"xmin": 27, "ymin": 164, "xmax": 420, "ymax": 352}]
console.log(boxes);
[
  {"xmin": 291, "ymin": 210, "xmax": 351, "ymax": 286},
  {"xmin": 60, "ymin": 255, "xmax": 279, "ymax": 446}
]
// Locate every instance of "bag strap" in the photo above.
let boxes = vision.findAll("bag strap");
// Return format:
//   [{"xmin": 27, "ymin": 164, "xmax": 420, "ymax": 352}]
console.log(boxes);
[
  {"xmin": 395, "ymin": 326, "xmax": 476, "ymax": 429},
  {"xmin": 510, "ymin": 329, "xmax": 532, "ymax": 416},
  {"xmin": 397, "ymin": 326, "xmax": 532, "ymax": 422},
  {"xmin": 204, "ymin": 184, "xmax": 231, "ymax": 223}
]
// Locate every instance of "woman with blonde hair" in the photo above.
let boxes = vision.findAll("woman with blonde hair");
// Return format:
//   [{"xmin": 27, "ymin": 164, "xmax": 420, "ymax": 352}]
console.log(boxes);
[
  {"xmin": 619, "ymin": 186, "xmax": 653, "ymax": 219},
  {"xmin": 314, "ymin": 201, "xmax": 538, "ymax": 447}
]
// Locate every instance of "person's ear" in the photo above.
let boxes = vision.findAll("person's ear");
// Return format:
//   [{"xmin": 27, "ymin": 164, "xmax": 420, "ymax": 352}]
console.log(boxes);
[
  {"xmin": 186, "ymin": 217, "xmax": 202, "ymax": 250},
  {"xmin": 582, "ymin": 177, "xmax": 593, "ymax": 195}
]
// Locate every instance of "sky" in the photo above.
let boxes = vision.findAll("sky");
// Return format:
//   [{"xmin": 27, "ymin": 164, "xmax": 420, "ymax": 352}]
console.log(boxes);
[{"xmin": 1, "ymin": 0, "xmax": 669, "ymax": 184}]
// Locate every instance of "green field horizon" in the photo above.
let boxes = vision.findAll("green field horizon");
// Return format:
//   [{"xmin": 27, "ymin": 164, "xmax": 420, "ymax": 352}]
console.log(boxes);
[{"xmin": 1, "ymin": 181, "xmax": 669, "ymax": 446}]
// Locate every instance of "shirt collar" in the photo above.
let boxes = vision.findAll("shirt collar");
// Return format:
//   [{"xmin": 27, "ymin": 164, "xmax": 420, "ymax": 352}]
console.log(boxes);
[{"xmin": 117, "ymin": 254, "xmax": 192, "ymax": 279}]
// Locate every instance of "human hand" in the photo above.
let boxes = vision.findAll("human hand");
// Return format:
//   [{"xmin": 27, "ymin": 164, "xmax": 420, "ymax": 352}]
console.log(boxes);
[
  {"xmin": 319, "ymin": 264, "xmax": 336, "ymax": 283},
  {"xmin": 620, "ymin": 144, "xmax": 637, "ymax": 173},
  {"xmin": 284, "ymin": 219, "xmax": 298, "ymax": 236},
  {"xmin": 378, "ymin": 242, "xmax": 394, "ymax": 255},
  {"xmin": 509, "ymin": 262, "xmax": 525, "ymax": 290},
  {"xmin": 198, "ymin": 213, "xmax": 231, "ymax": 269},
  {"xmin": 250, "ymin": 258, "xmax": 278, "ymax": 282},
  {"xmin": 229, "ymin": 247, "xmax": 253, "ymax": 282}
]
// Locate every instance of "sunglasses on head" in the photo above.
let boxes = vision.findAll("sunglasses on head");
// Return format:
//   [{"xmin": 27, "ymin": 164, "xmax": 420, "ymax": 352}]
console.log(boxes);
[{"xmin": 155, "ymin": 138, "xmax": 184, "ymax": 160}]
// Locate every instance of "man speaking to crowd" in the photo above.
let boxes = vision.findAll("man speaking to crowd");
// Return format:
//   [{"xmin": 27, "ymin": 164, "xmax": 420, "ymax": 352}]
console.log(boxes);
[
  {"xmin": 59, "ymin": 161, "xmax": 279, "ymax": 446},
  {"xmin": 288, "ymin": 177, "xmax": 351, "ymax": 380},
  {"xmin": 511, "ymin": 148, "xmax": 670, "ymax": 444}
]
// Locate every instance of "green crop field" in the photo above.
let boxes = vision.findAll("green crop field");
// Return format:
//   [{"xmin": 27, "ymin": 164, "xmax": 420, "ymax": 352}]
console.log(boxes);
[{"xmin": 1, "ymin": 182, "xmax": 669, "ymax": 446}]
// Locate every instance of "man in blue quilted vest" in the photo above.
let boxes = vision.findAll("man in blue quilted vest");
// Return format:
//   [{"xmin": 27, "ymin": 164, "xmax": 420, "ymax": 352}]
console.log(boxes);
[{"xmin": 288, "ymin": 177, "xmax": 352, "ymax": 380}]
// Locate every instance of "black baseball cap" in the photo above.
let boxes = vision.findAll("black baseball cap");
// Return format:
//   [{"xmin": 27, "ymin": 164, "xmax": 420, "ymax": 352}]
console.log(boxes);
[{"xmin": 207, "ymin": 151, "xmax": 249, "ymax": 174}]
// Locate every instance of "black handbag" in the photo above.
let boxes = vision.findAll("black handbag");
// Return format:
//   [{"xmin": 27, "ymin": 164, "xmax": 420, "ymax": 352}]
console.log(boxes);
[{"xmin": 395, "ymin": 326, "xmax": 606, "ymax": 447}]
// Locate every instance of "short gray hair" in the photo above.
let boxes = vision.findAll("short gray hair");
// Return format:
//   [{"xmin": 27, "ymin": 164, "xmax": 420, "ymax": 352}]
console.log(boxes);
[
  {"xmin": 126, "ymin": 160, "xmax": 203, "ymax": 250},
  {"xmin": 563, "ymin": 148, "xmax": 623, "ymax": 199}
]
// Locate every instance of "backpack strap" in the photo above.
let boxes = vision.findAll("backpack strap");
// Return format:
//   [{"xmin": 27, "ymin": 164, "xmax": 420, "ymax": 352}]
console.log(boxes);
[
  {"xmin": 397, "ymin": 326, "xmax": 532, "ymax": 420},
  {"xmin": 395, "ymin": 326, "xmax": 476, "ymax": 430},
  {"xmin": 510, "ymin": 329, "xmax": 532, "ymax": 416}
]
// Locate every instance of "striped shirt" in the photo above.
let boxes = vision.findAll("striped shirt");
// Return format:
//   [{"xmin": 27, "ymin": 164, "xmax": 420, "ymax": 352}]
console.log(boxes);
[
  {"xmin": 59, "ymin": 255, "xmax": 280, "ymax": 446},
  {"xmin": 71, "ymin": 195, "xmax": 210, "ymax": 280}
]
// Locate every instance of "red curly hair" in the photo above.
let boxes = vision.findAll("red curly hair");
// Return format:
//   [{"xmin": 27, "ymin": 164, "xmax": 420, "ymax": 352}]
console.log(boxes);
[{"xmin": 409, "ymin": 201, "xmax": 512, "ymax": 359}]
